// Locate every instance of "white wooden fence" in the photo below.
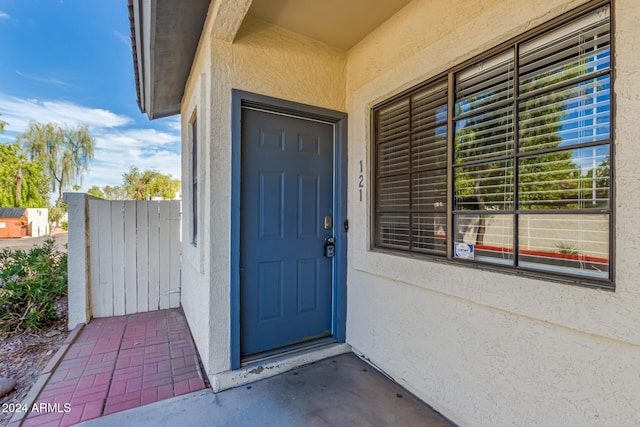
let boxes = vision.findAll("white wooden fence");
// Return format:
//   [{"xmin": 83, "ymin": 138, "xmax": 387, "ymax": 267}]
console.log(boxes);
[{"xmin": 86, "ymin": 199, "xmax": 181, "ymax": 317}]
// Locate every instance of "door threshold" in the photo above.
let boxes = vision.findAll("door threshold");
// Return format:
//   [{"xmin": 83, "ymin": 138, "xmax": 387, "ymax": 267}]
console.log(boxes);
[
  {"xmin": 241, "ymin": 337, "xmax": 337, "ymax": 368},
  {"xmin": 211, "ymin": 342, "xmax": 351, "ymax": 392}
]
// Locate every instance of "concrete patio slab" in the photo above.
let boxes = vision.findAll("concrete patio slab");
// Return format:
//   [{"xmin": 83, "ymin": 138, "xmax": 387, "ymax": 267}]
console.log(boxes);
[{"xmin": 78, "ymin": 353, "xmax": 455, "ymax": 427}]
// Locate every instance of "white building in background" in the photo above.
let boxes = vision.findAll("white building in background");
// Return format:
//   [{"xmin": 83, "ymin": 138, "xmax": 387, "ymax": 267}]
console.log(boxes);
[{"xmin": 26, "ymin": 208, "xmax": 49, "ymax": 237}]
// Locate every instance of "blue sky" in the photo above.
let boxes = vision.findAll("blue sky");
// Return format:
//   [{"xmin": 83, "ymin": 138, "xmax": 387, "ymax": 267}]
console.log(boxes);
[{"xmin": 0, "ymin": 0, "xmax": 181, "ymax": 190}]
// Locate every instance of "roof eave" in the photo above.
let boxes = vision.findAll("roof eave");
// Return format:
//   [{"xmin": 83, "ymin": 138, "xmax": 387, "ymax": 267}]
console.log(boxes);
[{"xmin": 129, "ymin": 0, "xmax": 213, "ymax": 120}]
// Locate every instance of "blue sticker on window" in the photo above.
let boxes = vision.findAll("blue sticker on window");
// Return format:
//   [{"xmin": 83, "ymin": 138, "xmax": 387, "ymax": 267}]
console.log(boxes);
[{"xmin": 454, "ymin": 242, "xmax": 474, "ymax": 260}]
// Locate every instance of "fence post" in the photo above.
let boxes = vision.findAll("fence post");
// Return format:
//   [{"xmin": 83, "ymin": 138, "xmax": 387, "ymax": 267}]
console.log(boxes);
[{"xmin": 63, "ymin": 192, "xmax": 98, "ymax": 328}]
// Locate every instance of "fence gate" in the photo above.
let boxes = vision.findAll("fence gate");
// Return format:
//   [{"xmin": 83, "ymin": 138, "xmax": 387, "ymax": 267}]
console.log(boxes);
[{"xmin": 88, "ymin": 200, "xmax": 181, "ymax": 317}]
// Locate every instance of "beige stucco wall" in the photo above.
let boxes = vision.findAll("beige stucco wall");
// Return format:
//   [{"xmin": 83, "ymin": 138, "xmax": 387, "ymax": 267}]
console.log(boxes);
[
  {"xmin": 346, "ymin": 0, "xmax": 640, "ymax": 426},
  {"xmin": 179, "ymin": 10, "xmax": 346, "ymax": 383},
  {"xmin": 179, "ymin": 0, "xmax": 640, "ymax": 424}
]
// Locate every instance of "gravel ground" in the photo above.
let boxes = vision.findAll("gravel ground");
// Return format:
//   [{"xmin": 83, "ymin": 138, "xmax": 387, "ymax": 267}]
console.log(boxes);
[
  {"xmin": 0, "ymin": 235, "xmax": 69, "ymax": 426},
  {"xmin": 0, "ymin": 297, "xmax": 69, "ymax": 426}
]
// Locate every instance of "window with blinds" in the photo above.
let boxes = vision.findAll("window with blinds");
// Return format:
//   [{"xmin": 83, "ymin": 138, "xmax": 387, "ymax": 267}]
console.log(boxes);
[
  {"xmin": 372, "ymin": 2, "xmax": 612, "ymax": 286},
  {"xmin": 374, "ymin": 81, "xmax": 448, "ymax": 254}
]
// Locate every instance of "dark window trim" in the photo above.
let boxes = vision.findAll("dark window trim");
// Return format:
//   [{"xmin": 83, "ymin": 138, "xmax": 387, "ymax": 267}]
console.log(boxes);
[
  {"xmin": 190, "ymin": 111, "xmax": 198, "ymax": 247},
  {"xmin": 370, "ymin": 0, "xmax": 615, "ymax": 290}
]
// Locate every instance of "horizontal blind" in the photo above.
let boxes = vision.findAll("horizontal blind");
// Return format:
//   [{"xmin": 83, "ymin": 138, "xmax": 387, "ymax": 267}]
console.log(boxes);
[
  {"xmin": 455, "ymin": 105, "xmax": 514, "ymax": 163},
  {"xmin": 519, "ymin": 6, "xmax": 610, "ymax": 94},
  {"xmin": 412, "ymin": 171, "xmax": 447, "ymax": 211},
  {"xmin": 454, "ymin": 160, "xmax": 514, "ymax": 211},
  {"xmin": 374, "ymin": 79, "xmax": 448, "ymax": 253},
  {"xmin": 518, "ymin": 145, "xmax": 610, "ymax": 210},
  {"xmin": 516, "ymin": 5, "xmax": 611, "ymax": 278},
  {"xmin": 377, "ymin": 98, "xmax": 410, "ymax": 142},
  {"xmin": 455, "ymin": 51, "xmax": 514, "ymax": 115},
  {"xmin": 518, "ymin": 214, "xmax": 609, "ymax": 279},
  {"xmin": 373, "ymin": 2, "xmax": 612, "ymax": 284},
  {"xmin": 455, "ymin": 51, "xmax": 515, "ymax": 166},
  {"xmin": 518, "ymin": 76, "xmax": 610, "ymax": 152}
]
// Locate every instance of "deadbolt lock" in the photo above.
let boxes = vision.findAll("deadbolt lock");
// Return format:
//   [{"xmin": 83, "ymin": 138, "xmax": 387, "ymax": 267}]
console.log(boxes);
[{"xmin": 324, "ymin": 216, "xmax": 333, "ymax": 230}]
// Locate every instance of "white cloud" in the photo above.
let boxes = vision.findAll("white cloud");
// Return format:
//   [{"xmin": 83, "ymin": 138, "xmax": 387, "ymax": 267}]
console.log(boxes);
[
  {"xmin": 85, "ymin": 149, "xmax": 181, "ymax": 190},
  {"xmin": 81, "ymin": 127, "xmax": 182, "ymax": 189},
  {"xmin": 16, "ymin": 70, "xmax": 69, "ymax": 87},
  {"xmin": 0, "ymin": 11, "xmax": 9, "ymax": 20},
  {"xmin": 164, "ymin": 116, "xmax": 182, "ymax": 132},
  {"xmin": 0, "ymin": 94, "xmax": 181, "ymax": 191},
  {"xmin": 94, "ymin": 128, "xmax": 179, "ymax": 149},
  {"xmin": 0, "ymin": 94, "xmax": 132, "ymax": 131},
  {"xmin": 113, "ymin": 30, "xmax": 130, "ymax": 46}
]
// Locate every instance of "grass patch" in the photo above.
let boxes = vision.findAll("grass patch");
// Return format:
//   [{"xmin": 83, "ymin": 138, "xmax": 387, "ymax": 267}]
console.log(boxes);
[{"xmin": 0, "ymin": 238, "xmax": 67, "ymax": 338}]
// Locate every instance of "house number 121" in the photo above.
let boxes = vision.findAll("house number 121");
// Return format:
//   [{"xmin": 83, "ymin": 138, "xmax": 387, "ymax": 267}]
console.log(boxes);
[{"xmin": 358, "ymin": 160, "xmax": 364, "ymax": 202}]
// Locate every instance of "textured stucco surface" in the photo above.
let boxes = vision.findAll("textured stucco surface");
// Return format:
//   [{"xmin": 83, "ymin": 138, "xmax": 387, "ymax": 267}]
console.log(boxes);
[
  {"xmin": 179, "ymin": 10, "xmax": 346, "ymax": 380},
  {"xmin": 345, "ymin": 0, "xmax": 640, "ymax": 425},
  {"xmin": 178, "ymin": 0, "xmax": 640, "ymax": 424}
]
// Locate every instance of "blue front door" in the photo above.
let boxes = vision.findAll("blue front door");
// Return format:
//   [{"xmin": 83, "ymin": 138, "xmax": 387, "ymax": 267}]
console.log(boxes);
[{"xmin": 240, "ymin": 107, "xmax": 335, "ymax": 357}]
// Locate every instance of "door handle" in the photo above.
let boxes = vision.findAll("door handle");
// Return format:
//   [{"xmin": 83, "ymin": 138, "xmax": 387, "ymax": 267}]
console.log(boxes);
[{"xmin": 324, "ymin": 236, "xmax": 335, "ymax": 258}]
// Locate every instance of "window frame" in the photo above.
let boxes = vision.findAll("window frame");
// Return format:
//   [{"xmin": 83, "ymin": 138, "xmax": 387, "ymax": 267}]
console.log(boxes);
[
  {"xmin": 370, "ymin": 0, "xmax": 615, "ymax": 289},
  {"xmin": 190, "ymin": 112, "xmax": 198, "ymax": 247}
]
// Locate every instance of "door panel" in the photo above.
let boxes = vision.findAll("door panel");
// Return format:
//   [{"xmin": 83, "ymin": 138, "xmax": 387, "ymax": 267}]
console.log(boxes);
[{"xmin": 240, "ymin": 107, "xmax": 334, "ymax": 356}]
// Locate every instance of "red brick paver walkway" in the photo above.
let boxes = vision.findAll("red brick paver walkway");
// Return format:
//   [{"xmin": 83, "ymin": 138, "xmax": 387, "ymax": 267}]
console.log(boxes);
[{"xmin": 22, "ymin": 308, "xmax": 206, "ymax": 427}]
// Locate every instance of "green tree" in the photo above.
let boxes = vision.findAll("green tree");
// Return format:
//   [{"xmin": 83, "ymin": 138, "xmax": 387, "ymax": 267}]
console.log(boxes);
[
  {"xmin": 48, "ymin": 203, "xmax": 68, "ymax": 230},
  {"xmin": 18, "ymin": 121, "xmax": 95, "ymax": 207},
  {"xmin": 0, "ymin": 113, "xmax": 7, "ymax": 133},
  {"xmin": 121, "ymin": 167, "xmax": 180, "ymax": 200},
  {"xmin": 581, "ymin": 155, "xmax": 610, "ymax": 208},
  {"xmin": 102, "ymin": 185, "xmax": 128, "ymax": 200},
  {"xmin": 454, "ymin": 60, "xmax": 592, "ymax": 243},
  {"xmin": 87, "ymin": 185, "xmax": 105, "ymax": 199},
  {"xmin": 0, "ymin": 143, "xmax": 49, "ymax": 208}
]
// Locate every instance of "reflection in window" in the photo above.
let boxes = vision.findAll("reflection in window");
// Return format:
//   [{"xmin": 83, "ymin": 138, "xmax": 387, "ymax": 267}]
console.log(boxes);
[
  {"xmin": 519, "ymin": 76, "xmax": 610, "ymax": 152},
  {"xmin": 454, "ymin": 160, "xmax": 514, "ymax": 211},
  {"xmin": 451, "ymin": 4, "xmax": 611, "ymax": 279},
  {"xmin": 456, "ymin": 51, "xmax": 514, "ymax": 115},
  {"xmin": 519, "ymin": 8, "xmax": 610, "ymax": 94},
  {"xmin": 454, "ymin": 214, "xmax": 513, "ymax": 265},
  {"xmin": 518, "ymin": 214, "xmax": 609, "ymax": 279},
  {"xmin": 519, "ymin": 146, "xmax": 610, "ymax": 210},
  {"xmin": 455, "ymin": 105, "xmax": 514, "ymax": 163},
  {"xmin": 373, "ymin": 4, "xmax": 612, "ymax": 285}
]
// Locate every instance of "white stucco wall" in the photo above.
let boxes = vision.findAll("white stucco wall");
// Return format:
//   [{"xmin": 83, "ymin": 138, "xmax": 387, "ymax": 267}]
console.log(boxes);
[
  {"xmin": 26, "ymin": 208, "xmax": 48, "ymax": 237},
  {"xmin": 346, "ymin": 0, "xmax": 640, "ymax": 425},
  {"xmin": 180, "ymin": 29, "xmax": 213, "ymax": 378},
  {"xmin": 180, "ymin": 9, "xmax": 346, "ymax": 380}
]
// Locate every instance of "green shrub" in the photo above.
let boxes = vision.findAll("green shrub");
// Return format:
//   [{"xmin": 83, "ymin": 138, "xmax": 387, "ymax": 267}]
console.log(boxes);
[
  {"xmin": 0, "ymin": 238, "xmax": 67, "ymax": 338},
  {"xmin": 61, "ymin": 221, "xmax": 68, "ymax": 231},
  {"xmin": 555, "ymin": 241, "xmax": 579, "ymax": 255}
]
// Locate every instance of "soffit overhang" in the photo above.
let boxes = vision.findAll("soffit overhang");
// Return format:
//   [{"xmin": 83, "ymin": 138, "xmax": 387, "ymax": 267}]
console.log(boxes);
[
  {"xmin": 247, "ymin": 0, "xmax": 411, "ymax": 51},
  {"xmin": 129, "ymin": 0, "xmax": 412, "ymax": 119},
  {"xmin": 129, "ymin": 0, "xmax": 211, "ymax": 119}
]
